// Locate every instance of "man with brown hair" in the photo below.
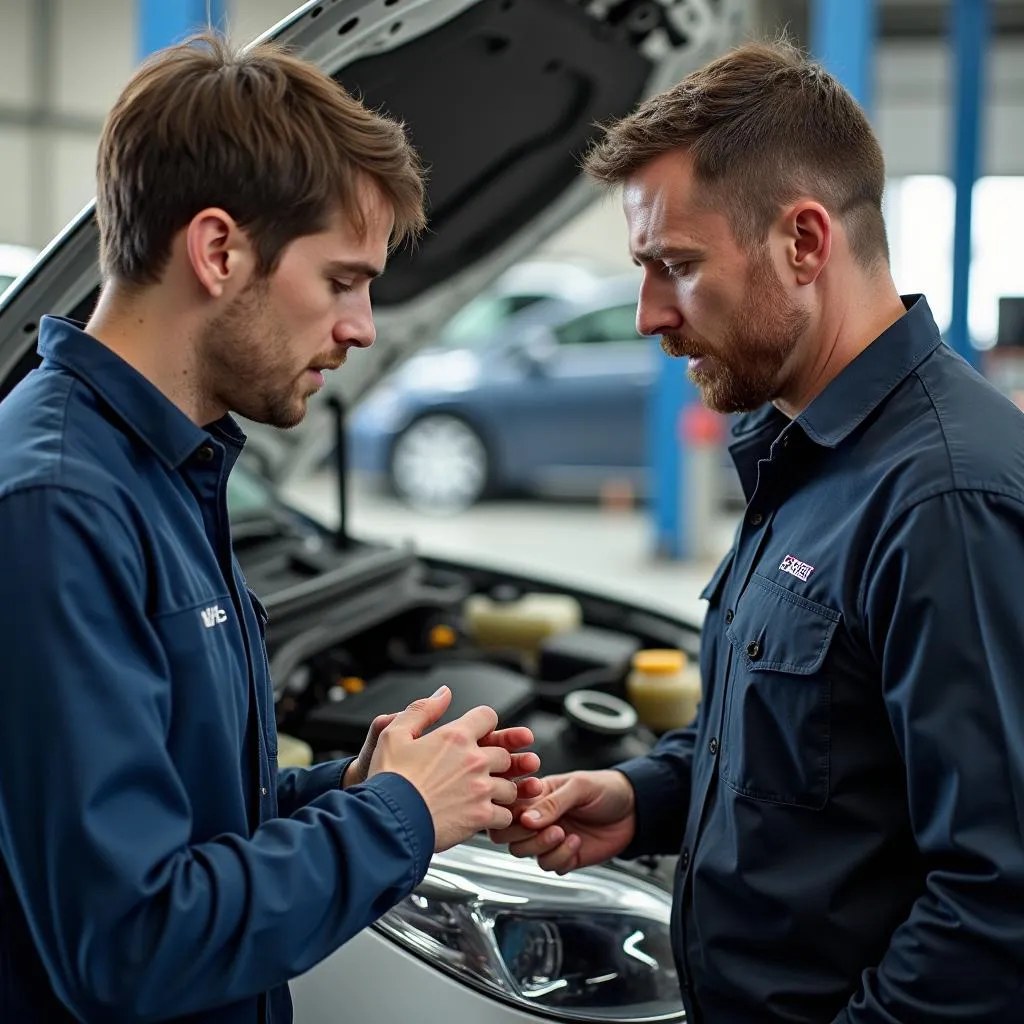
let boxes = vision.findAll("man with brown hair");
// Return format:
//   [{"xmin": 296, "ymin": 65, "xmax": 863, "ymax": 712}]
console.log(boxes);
[
  {"xmin": 0, "ymin": 33, "xmax": 538, "ymax": 1024},
  {"xmin": 492, "ymin": 39, "xmax": 1024, "ymax": 1023}
]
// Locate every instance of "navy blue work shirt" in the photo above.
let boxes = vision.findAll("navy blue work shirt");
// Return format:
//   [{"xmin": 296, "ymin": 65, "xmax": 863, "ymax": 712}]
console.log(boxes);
[
  {"xmin": 618, "ymin": 296, "xmax": 1024, "ymax": 1023},
  {"xmin": 0, "ymin": 317, "xmax": 435, "ymax": 1023}
]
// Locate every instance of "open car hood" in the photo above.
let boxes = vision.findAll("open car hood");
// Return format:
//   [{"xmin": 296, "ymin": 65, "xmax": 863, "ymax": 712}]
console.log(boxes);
[{"xmin": 0, "ymin": 0, "xmax": 745, "ymax": 483}]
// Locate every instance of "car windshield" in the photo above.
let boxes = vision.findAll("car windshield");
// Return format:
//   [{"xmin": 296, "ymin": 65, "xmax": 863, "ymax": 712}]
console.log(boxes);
[
  {"xmin": 437, "ymin": 293, "xmax": 548, "ymax": 348},
  {"xmin": 227, "ymin": 461, "xmax": 279, "ymax": 520}
]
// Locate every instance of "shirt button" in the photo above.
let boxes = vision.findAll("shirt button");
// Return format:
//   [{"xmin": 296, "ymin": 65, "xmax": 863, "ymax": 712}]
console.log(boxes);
[
  {"xmin": 708, "ymin": 737, "xmax": 719, "ymax": 755},
  {"xmin": 196, "ymin": 444, "xmax": 215, "ymax": 462},
  {"xmin": 749, "ymin": 511, "xmax": 764, "ymax": 526},
  {"xmin": 681, "ymin": 848, "xmax": 690, "ymax": 869},
  {"xmin": 725, "ymin": 609, "xmax": 734, "ymax": 624},
  {"xmin": 746, "ymin": 640, "xmax": 762, "ymax": 660},
  {"xmin": 261, "ymin": 787, "xmax": 268, "ymax": 796}
]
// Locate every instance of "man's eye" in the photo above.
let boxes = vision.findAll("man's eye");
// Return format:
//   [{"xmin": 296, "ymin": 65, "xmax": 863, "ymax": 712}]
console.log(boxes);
[
  {"xmin": 331, "ymin": 279, "xmax": 353, "ymax": 294},
  {"xmin": 664, "ymin": 263, "xmax": 691, "ymax": 279}
]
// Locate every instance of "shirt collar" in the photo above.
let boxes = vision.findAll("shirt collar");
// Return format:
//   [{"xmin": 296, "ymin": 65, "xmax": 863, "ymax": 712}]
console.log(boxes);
[
  {"xmin": 731, "ymin": 294, "xmax": 943, "ymax": 450},
  {"xmin": 37, "ymin": 315, "xmax": 246, "ymax": 470}
]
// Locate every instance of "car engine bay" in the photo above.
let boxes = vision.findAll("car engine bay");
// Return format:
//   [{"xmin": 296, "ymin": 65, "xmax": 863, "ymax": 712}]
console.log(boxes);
[{"xmin": 247, "ymin": 531, "xmax": 701, "ymax": 782}]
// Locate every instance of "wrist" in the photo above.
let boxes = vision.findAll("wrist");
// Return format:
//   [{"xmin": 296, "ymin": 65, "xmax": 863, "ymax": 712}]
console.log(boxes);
[
  {"xmin": 604, "ymin": 769, "xmax": 637, "ymax": 814},
  {"xmin": 342, "ymin": 758, "xmax": 361, "ymax": 789}
]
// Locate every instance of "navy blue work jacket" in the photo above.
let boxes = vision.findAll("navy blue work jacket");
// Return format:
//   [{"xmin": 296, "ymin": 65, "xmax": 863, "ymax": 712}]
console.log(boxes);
[
  {"xmin": 0, "ymin": 317, "xmax": 434, "ymax": 1023},
  {"xmin": 619, "ymin": 296, "xmax": 1024, "ymax": 1023}
]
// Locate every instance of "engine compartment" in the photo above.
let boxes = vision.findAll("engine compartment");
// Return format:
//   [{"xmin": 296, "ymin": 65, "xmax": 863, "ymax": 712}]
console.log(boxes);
[{"xmin": 253, "ymin": 545, "xmax": 703, "ymax": 779}]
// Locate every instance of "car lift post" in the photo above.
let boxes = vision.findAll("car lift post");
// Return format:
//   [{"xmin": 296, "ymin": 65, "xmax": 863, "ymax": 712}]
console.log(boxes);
[
  {"xmin": 947, "ymin": 0, "xmax": 989, "ymax": 370},
  {"xmin": 650, "ymin": 340, "xmax": 708, "ymax": 562}
]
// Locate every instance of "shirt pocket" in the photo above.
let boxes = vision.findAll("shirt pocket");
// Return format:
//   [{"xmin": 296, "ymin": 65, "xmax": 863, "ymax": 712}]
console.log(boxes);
[
  {"xmin": 720, "ymin": 572, "xmax": 841, "ymax": 810},
  {"xmin": 153, "ymin": 595, "xmax": 249, "ymax": 749}
]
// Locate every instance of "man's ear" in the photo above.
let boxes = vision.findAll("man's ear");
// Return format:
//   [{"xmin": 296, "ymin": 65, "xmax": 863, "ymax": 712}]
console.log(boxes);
[
  {"xmin": 184, "ymin": 208, "xmax": 255, "ymax": 299},
  {"xmin": 779, "ymin": 200, "xmax": 831, "ymax": 286}
]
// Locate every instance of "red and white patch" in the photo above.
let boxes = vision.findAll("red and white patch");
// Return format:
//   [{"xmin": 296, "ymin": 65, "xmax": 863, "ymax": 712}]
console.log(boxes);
[{"xmin": 779, "ymin": 554, "xmax": 815, "ymax": 582}]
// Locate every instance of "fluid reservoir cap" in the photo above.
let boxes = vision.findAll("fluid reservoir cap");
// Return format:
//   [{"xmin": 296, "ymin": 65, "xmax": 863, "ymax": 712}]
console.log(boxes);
[
  {"xmin": 564, "ymin": 689, "xmax": 638, "ymax": 736},
  {"xmin": 632, "ymin": 649, "xmax": 686, "ymax": 674},
  {"xmin": 340, "ymin": 676, "xmax": 365, "ymax": 694}
]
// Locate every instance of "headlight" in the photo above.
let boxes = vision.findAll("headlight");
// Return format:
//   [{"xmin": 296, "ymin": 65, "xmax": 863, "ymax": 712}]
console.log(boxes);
[{"xmin": 374, "ymin": 838, "xmax": 684, "ymax": 1022}]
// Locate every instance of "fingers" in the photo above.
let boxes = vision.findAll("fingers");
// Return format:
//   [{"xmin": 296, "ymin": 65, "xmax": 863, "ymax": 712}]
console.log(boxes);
[
  {"xmin": 498, "ymin": 820, "xmax": 562, "ymax": 847},
  {"xmin": 517, "ymin": 776, "xmax": 580, "ymax": 831},
  {"xmin": 456, "ymin": 704, "xmax": 501, "ymax": 742},
  {"xmin": 515, "ymin": 776, "xmax": 544, "ymax": 800},
  {"xmin": 481, "ymin": 745, "xmax": 514, "ymax": 775},
  {"xmin": 481, "ymin": 726, "xmax": 535, "ymax": 753},
  {"xmin": 369, "ymin": 713, "xmax": 397, "ymax": 741},
  {"xmin": 537, "ymin": 835, "xmax": 582, "ymax": 875},
  {"xmin": 489, "ymin": 776, "xmax": 518, "ymax": 806},
  {"xmin": 388, "ymin": 685, "xmax": 453, "ymax": 739},
  {"xmin": 484, "ymin": 804, "xmax": 515, "ymax": 832},
  {"xmin": 492, "ymin": 753, "xmax": 541, "ymax": 781}
]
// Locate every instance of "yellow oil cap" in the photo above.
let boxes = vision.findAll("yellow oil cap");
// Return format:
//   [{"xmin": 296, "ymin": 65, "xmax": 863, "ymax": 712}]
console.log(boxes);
[
  {"xmin": 340, "ymin": 676, "xmax": 365, "ymax": 694},
  {"xmin": 428, "ymin": 624, "xmax": 458, "ymax": 649},
  {"xmin": 632, "ymin": 649, "xmax": 686, "ymax": 674}
]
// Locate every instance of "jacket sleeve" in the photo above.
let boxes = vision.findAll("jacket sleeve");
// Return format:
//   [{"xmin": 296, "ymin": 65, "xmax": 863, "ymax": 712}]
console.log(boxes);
[
  {"xmin": 277, "ymin": 760, "xmax": 354, "ymax": 817},
  {"xmin": 0, "ymin": 486, "xmax": 434, "ymax": 1024},
  {"xmin": 836, "ymin": 490, "xmax": 1024, "ymax": 1023},
  {"xmin": 614, "ymin": 720, "xmax": 699, "ymax": 857}
]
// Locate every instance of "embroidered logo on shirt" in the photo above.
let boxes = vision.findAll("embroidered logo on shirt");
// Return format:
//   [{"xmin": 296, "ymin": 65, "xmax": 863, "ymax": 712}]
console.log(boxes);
[
  {"xmin": 200, "ymin": 605, "xmax": 228, "ymax": 628},
  {"xmin": 779, "ymin": 555, "xmax": 815, "ymax": 582}
]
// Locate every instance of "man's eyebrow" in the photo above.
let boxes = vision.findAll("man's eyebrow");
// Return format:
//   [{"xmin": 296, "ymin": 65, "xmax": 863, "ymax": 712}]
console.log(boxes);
[
  {"xmin": 631, "ymin": 245, "xmax": 702, "ymax": 266},
  {"xmin": 325, "ymin": 259, "xmax": 384, "ymax": 279}
]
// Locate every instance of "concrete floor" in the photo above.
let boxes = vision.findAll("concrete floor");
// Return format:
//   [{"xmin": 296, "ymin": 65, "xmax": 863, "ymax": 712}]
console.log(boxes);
[{"xmin": 281, "ymin": 472, "xmax": 739, "ymax": 627}]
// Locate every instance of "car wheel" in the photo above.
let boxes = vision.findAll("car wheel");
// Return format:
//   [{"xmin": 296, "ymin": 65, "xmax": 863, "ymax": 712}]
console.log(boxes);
[{"xmin": 389, "ymin": 414, "xmax": 490, "ymax": 513}]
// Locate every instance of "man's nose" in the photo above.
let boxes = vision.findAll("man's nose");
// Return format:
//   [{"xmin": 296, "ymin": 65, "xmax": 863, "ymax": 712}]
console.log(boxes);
[
  {"xmin": 338, "ymin": 295, "xmax": 376, "ymax": 349},
  {"xmin": 636, "ymin": 275, "xmax": 683, "ymax": 337}
]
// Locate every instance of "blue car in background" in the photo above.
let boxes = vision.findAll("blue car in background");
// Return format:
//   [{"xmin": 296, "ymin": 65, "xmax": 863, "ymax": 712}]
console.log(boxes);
[
  {"xmin": 349, "ymin": 267, "xmax": 666, "ymax": 511},
  {"xmin": 350, "ymin": 262, "xmax": 742, "ymax": 512}
]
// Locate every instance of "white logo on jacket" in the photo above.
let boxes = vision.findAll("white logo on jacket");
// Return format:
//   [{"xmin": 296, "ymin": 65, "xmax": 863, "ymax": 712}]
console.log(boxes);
[
  {"xmin": 200, "ymin": 605, "xmax": 228, "ymax": 628},
  {"xmin": 779, "ymin": 555, "xmax": 815, "ymax": 582}
]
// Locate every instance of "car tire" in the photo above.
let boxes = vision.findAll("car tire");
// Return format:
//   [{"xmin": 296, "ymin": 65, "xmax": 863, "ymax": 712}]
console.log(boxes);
[{"xmin": 388, "ymin": 413, "xmax": 491, "ymax": 514}]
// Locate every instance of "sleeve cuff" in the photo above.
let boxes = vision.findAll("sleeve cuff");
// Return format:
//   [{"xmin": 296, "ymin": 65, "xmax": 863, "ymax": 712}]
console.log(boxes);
[
  {"xmin": 362, "ymin": 772, "xmax": 435, "ymax": 886},
  {"xmin": 336, "ymin": 756, "xmax": 356, "ymax": 788},
  {"xmin": 614, "ymin": 756, "xmax": 689, "ymax": 858}
]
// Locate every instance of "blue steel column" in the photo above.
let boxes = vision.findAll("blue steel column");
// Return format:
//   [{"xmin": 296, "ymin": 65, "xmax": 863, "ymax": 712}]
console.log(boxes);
[
  {"xmin": 650, "ymin": 343, "xmax": 698, "ymax": 560},
  {"xmin": 138, "ymin": 0, "xmax": 228, "ymax": 59},
  {"xmin": 810, "ymin": 0, "xmax": 876, "ymax": 113},
  {"xmin": 947, "ymin": 0, "xmax": 989, "ymax": 368}
]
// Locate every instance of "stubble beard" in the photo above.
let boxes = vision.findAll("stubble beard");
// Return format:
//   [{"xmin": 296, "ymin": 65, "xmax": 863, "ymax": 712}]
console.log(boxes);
[
  {"xmin": 199, "ymin": 279, "xmax": 311, "ymax": 430},
  {"xmin": 661, "ymin": 251, "xmax": 810, "ymax": 414}
]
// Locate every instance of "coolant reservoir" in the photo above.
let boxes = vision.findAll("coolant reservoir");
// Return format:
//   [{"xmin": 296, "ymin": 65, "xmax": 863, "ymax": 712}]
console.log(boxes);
[
  {"xmin": 464, "ymin": 589, "xmax": 582, "ymax": 654},
  {"xmin": 277, "ymin": 733, "xmax": 314, "ymax": 768},
  {"xmin": 626, "ymin": 649, "xmax": 702, "ymax": 732}
]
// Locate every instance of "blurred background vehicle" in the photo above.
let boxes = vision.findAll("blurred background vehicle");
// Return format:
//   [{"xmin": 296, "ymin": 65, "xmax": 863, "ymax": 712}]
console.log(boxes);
[{"xmin": 349, "ymin": 260, "xmax": 744, "ymax": 513}]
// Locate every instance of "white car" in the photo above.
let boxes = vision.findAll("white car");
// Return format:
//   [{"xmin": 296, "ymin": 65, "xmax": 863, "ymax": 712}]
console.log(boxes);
[{"xmin": 0, "ymin": 1, "xmax": 747, "ymax": 1020}]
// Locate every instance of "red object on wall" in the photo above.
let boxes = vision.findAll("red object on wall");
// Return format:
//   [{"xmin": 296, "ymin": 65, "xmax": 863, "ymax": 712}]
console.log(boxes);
[{"xmin": 679, "ymin": 404, "xmax": 726, "ymax": 446}]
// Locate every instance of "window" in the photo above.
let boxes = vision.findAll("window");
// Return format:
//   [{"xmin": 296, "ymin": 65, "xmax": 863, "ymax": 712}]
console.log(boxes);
[
  {"xmin": 438, "ymin": 293, "xmax": 547, "ymax": 347},
  {"xmin": 555, "ymin": 304, "xmax": 640, "ymax": 346},
  {"xmin": 885, "ymin": 174, "xmax": 1024, "ymax": 350}
]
